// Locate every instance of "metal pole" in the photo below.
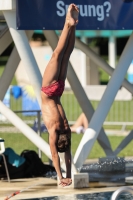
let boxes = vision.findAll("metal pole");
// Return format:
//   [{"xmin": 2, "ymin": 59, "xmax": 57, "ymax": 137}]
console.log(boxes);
[
  {"xmin": 37, "ymin": 110, "xmax": 42, "ymax": 158},
  {"xmin": 0, "ymin": 47, "xmax": 20, "ymax": 101},
  {"xmin": 75, "ymin": 37, "xmax": 133, "ymax": 95},
  {"xmin": 74, "ymin": 32, "xmax": 133, "ymax": 168},
  {"xmin": 0, "ymin": 30, "xmax": 33, "ymax": 101},
  {"xmin": 114, "ymin": 130, "xmax": 133, "ymax": 155},
  {"xmin": 81, "ymin": 37, "xmax": 87, "ymax": 87},
  {"xmin": 0, "ymin": 26, "xmax": 12, "ymax": 55},
  {"xmin": 2, "ymin": 154, "xmax": 10, "ymax": 182},
  {"xmin": 3, "ymin": 10, "xmax": 42, "ymax": 107},
  {"xmin": 108, "ymin": 34, "xmax": 116, "ymax": 69}
]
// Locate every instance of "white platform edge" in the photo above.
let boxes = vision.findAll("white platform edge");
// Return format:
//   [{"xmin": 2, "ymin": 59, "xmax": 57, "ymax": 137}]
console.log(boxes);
[{"xmin": 0, "ymin": 0, "xmax": 16, "ymax": 10}]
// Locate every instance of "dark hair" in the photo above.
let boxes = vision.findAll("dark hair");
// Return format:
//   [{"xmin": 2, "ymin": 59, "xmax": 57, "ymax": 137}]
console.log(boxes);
[{"xmin": 57, "ymin": 133, "xmax": 71, "ymax": 153}]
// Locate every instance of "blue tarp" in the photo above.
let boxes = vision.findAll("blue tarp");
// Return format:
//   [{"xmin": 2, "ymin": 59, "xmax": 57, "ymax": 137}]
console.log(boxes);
[{"xmin": 0, "ymin": 148, "xmax": 25, "ymax": 168}]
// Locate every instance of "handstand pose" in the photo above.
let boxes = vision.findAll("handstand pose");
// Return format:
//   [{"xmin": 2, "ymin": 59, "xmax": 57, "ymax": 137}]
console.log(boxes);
[{"xmin": 41, "ymin": 4, "xmax": 79, "ymax": 187}]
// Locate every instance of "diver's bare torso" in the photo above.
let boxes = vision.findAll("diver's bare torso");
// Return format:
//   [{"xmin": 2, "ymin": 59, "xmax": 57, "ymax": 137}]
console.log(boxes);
[{"xmin": 41, "ymin": 92, "xmax": 70, "ymax": 134}]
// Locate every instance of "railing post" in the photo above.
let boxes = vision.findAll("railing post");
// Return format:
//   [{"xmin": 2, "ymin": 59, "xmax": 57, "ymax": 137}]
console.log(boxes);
[
  {"xmin": 110, "ymin": 186, "xmax": 133, "ymax": 200},
  {"xmin": 37, "ymin": 110, "xmax": 41, "ymax": 158}
]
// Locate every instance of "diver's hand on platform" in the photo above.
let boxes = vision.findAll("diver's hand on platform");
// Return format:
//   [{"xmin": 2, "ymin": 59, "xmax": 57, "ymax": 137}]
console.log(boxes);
[{"xmin": 59, "ymin": 178, "xmax": 72, "ymax": 187}]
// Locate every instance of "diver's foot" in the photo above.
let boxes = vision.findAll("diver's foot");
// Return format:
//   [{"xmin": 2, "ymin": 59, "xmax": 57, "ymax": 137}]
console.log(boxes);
[{"xmin": 66, "ymin": 4, "xmax": 79, "ymax": 26}]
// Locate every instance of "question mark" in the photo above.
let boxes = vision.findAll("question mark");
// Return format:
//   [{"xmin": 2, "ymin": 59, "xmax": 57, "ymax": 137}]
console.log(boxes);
[{"xmin": 104, "ymin": 1, "xmax": 111, "ymax": 17}]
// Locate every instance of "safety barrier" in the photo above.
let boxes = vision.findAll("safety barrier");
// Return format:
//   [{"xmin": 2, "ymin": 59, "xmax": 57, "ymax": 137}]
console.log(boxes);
[
  {"xmin": 1, "ymin": 89, "xmax": 133, "ymax": 131},
  {"xmin": 62, "ymin": 90, "xmax": 133, "ymax": 131}
]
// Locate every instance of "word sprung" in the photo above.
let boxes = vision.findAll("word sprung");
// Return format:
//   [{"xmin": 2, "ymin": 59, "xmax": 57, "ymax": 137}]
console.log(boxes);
[{"xmin": 56, "ymin": 1, "xmax": 111, "ymax": 21}]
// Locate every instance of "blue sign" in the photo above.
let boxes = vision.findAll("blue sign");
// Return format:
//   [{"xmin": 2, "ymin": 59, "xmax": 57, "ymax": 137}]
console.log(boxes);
[{"xmin": 16, "ymin": 0, "xmax": 133, "ymax": 30}]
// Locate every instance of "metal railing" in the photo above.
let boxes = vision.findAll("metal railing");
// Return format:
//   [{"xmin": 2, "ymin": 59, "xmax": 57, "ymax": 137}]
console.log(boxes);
[
  {"xmin": 14, "ymin": 110, "xmax": 43, "ymax": 158},
  {"xmin": 61, "ymin": 90, "xmax": 133, "ymax": 131},
  {"xmin": 2, "ymin": 89, "xmax": 133, "ymax": 131},
  {"xmin": 110, "ymin": 186, "xmax": 133, "ymax": 200}
]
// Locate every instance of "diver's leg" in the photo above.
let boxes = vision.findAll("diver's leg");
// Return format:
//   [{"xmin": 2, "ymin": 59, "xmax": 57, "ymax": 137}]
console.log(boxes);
[
  {"xmin": 42, "ymin": 4, "xmax": 79, "ymax": 87},
  {"xmin": 58, "ymin": 26, "xmax": 76, "ymax": 81}
]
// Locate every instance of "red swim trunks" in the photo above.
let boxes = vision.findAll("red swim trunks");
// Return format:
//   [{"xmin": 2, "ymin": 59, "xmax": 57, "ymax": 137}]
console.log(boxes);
[{"xmin": 41, "ymin": 80, "xmax": 65, "ymax": 97}]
